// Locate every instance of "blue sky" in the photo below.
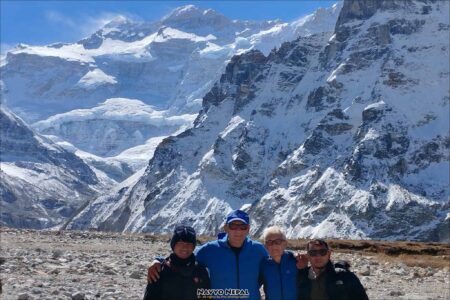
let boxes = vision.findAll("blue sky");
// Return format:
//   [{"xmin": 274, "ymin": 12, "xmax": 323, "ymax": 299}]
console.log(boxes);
[{"xmin": 1, "ymin": 1, "xmax": 337, "ymax": 53}]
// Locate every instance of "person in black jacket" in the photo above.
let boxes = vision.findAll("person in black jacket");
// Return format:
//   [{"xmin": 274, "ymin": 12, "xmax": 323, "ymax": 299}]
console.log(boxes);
[
  {"xmin": 144, "ymin": 225, "xmax": 210, "ymax": 300},
  {"xmin": 297, "ymin": 239, "xmax": 369, "ymax": 300}
]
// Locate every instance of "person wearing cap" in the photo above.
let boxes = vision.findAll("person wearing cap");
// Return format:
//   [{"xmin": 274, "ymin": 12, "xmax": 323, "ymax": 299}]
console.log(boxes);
[
  {"xmin": 297, "ymin": 239, "xmax": 369, "ymax": 300},
  {"xmin": 143, "ymin": 225, "xmax": 210, "ymax": 300},
  {"xmin": 259, "ymin": 226, "xmax": 299, "ymax": 300},
  {"xmin": 148, "ymin": 209, "xmax": 269, "ymax": 300}
]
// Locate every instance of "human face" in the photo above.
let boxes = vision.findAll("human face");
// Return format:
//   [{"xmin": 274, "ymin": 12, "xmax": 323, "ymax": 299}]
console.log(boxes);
[
  {"xmin": 224, "ymin": 221, "xmax": 249, "ymax": 248},
  {"xmin": 264, "ymin": 234, "xmax": 287, "ymax": 262},
  {"xmin": 307, "ymin": 243, "xmax": 331, "ymax": 271},
  {"xmin": 173, "ymin": 241, "xmax": 195, "ymax": 259}
]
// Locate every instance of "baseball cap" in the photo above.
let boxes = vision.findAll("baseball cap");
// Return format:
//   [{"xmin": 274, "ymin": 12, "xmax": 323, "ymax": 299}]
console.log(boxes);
[{"xmin": 226, "ymin": 209, "xmax": 249, "ymax": 225}]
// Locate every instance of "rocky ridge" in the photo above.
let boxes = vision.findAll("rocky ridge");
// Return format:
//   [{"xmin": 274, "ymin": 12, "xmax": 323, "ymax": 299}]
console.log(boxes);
[{"xmin": 0, "ymin": 107, "xmax": 111, "ymax": 229}]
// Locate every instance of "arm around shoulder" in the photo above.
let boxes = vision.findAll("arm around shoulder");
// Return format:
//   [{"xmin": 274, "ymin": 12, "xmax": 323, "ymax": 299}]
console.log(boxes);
[{"xmin": 194, "ymin": 242, "xmax": 211, "ymax": 266}]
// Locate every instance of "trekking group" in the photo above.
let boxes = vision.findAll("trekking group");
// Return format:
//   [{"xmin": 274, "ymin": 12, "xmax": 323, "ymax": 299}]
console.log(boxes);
[{"xmin": 144, "ymin": 209, "xmax": 369, "ymax": 300}]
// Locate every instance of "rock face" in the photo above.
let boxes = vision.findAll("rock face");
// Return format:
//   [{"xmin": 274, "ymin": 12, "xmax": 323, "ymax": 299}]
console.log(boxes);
[
  {"xmin": 68, "ymin": 0, "xmax": 449, "ymax": 242},
  {"xmin": 0, "ymin": 107, "xmax": 108, "ymax": 229}
]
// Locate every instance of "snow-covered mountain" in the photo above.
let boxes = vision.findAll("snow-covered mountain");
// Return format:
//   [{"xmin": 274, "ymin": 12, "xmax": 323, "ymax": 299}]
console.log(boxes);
[
  {"xmin": 0, "ymin": 4, "xmax": 341, "ymax": 122},
  {"xmin": 0, "ymin": 4, "xmax": 344, "ymax": 230},
  {"xmin": 68, "ymin": 0, "xmax": 449, "ymax": 242},
  {"xmin": 34, "ymin": 98, "xmax": 196, "ymax": 157},
  {"xmin": 0, "ymin": 3, "xmax": 341, "ymax": 181},
  {"xmin": 33, "ymin": 98, "xmax": 196, "ymax": 181},
  {"xmin": 0, "ymin": 107, "xmax": 113, "ymax": 229}
]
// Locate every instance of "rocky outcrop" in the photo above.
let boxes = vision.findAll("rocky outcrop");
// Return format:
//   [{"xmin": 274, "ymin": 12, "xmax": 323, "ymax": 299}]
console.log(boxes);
[{"xmin": 336, "ymin": 0, "xmax": 422, "ymax": 28}]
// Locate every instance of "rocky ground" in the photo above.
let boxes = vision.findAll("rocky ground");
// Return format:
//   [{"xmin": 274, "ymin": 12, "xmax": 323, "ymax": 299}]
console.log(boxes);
[{"xmin": 0, "ymin": 228, "xmax": 448, "ymax": 300}]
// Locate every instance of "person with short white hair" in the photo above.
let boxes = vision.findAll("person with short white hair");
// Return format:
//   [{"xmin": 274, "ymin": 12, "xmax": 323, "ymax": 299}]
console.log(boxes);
[{"xmin": 259, "ymin": 226, "xmax": 299, "ymax": 300}]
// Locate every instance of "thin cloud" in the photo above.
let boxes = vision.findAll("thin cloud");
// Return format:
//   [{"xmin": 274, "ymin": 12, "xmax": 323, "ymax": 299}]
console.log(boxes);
[
  {"xmin": 45, "ymin": 10, "xmax": 140, "ymax": 41},
  {"xmin": 46, "ymin": 10, "xmax": 77, "ymax": 28},
  {"xmin": 79, "ymin": 13, "xmax": 129, "ymax": 38},
  {"xmin": 45, "ymin": 11, "xmax": 140, "ymax": 39},
  {"xmin": 1, "ymin": 43, "xmax": 16, "ymax": 56},
  {"xmin": 1, "ymin": 43, "xmax": 16, "ymax": 66}
]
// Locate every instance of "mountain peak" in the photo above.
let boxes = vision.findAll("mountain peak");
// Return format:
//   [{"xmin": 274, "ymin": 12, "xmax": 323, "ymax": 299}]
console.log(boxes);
[
  {"xmin": 175, "ymin": 4, "xmax": 199, "ymax": 14},
  {"xmin": 104, "ymin": 15, "xmax": 132, "ymax": 28},
  {"xmin": 163, "ymin": 5, "xmax": 203, "ymax": 21},
  {"xmin": 162, "ymin": 5, "xmax": 230, "ymax": 30}
]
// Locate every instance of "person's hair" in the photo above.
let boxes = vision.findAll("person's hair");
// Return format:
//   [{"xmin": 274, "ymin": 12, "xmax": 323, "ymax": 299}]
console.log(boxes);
[
  {"xmin": 306, "ymin": 239, "xmax": 330, "ymax": 251},
  {"xmin": 262, "ymin": 226, "xmax": 286, "ymax": 243}
]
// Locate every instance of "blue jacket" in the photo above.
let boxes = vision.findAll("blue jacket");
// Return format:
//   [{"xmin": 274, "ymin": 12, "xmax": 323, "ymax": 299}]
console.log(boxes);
[
  {"xmin": 195, "ymin": 235, "xmax": 269, "ymax": 300},
  {"xmin": 260, "ymin": 251, "xmax": 298, "ymax": 300}
]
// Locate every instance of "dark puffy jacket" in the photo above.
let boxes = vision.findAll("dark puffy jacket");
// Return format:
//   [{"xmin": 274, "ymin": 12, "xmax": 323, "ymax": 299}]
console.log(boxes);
[
  {"xmin": 144, "ymin": 253, "xmax": 210, "ymax": 300},
  {"xmin": 297, "ymin": 261, "xmax": 369, "ymax": 300}
]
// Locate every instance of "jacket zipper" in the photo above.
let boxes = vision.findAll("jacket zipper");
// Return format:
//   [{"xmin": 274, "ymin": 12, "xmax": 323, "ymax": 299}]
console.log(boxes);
[
  {"xmin": 236, "ymin": 252, "xmax": 240, "ymax": 288},
  {"xmin": 278, "ymin": 263, "xmax": 284, "ymax": 300}
]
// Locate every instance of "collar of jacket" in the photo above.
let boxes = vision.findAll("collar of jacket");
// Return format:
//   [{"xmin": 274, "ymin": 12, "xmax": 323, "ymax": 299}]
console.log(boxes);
[
  {"xmin": 267, "ymin": 250, "xmax": 295, "ymax": 265},
  {"xmin": 305, "ymin": 260, "xmax": 337, "ymax": 278},
  {"xmin": 168, "ymin": 253, "xmax": 196, "ymax": 268},
  {"xmin": 324, "ymin": 260, "xmax": 337, "ymax": 275}
]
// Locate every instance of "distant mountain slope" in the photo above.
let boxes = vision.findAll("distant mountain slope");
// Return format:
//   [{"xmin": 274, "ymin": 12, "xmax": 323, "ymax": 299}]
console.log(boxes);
[
  {"xmin": 0, "ymin": 107, "xmax": 112, "ymax": 228},
  {"xmin": 34, "ymin": 98, "xmax": 196, "ymax": 157}
]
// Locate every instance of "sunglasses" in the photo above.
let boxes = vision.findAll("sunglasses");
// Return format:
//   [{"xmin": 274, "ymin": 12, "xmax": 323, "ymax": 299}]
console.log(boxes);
[
  {"xmin": 265, "ymin": 238, "xmax": 285, "ymax": 246},
  {"xmin": 228, "ymin": 223, "xmax": 249, "ymax": 230},
  {"xmin": 307, "ymin": 249, "xmax": 329, "ymax": 257}
]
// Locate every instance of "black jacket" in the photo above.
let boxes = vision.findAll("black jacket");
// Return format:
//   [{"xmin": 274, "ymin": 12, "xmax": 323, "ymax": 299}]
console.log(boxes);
[
  {"xmin": 297, "ymin": 261, "xmax": 369, "ymax": 300},
  {"xmin": 144, "ymin": 254, "xmax": 211, "ymax": 300}
]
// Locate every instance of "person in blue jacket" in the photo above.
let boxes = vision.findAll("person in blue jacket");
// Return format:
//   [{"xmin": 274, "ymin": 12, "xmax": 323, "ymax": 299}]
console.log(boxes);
[
  {"xmin": 148, "ymin": 209, "xmax": 269, "ymax": 300},
  {"xmin": 260, "ymin": 226, "xmax": 299, "ymax": 300}
]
